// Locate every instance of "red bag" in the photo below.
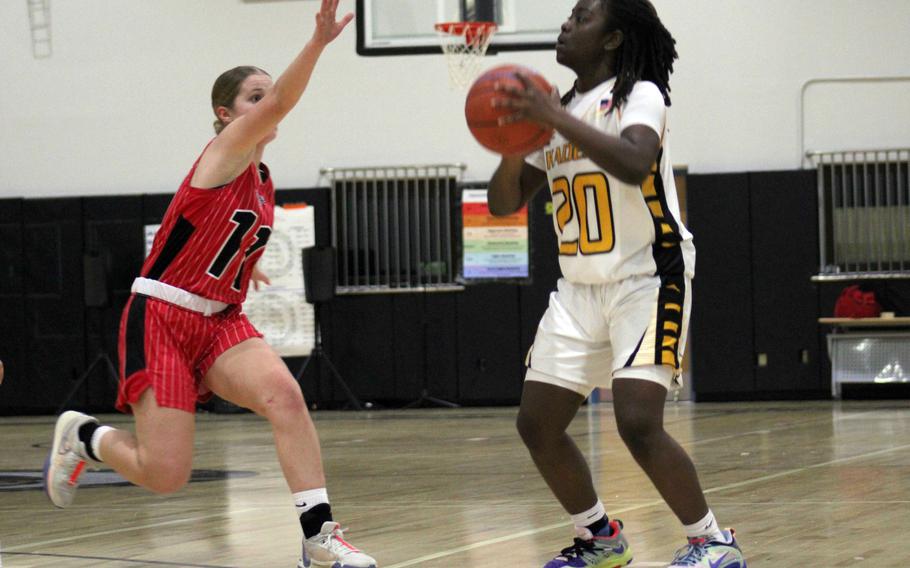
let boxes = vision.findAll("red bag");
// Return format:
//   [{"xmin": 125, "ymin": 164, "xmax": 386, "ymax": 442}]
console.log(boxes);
[{"xmin": 834, "ymin": 285, "xmax": 882, "ymax": 318}]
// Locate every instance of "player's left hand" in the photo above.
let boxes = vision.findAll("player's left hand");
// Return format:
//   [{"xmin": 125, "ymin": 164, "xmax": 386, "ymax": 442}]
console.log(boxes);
[
  {"xmin": 492, "ymin": 72, "xmax": 562, "ymax": 128},
  {"xmin": 251, "ymin": 266, "xmax": 271, "ymax": 291},
  {"xmin": 312, "ymin": 0, "xmax": 354, "ymax": 47}
]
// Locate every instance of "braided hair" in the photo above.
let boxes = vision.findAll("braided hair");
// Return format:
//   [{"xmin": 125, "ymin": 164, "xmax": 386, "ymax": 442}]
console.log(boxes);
[{"xmin": 605, "ymin": 0, "xmax": 678, "ymax": 109}]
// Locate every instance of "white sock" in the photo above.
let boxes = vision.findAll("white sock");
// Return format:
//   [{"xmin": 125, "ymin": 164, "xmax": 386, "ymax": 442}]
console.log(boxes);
[
  {"xmin": 294, "ymin": 488, "xmax": 330, "ymax": 516},
  {"xmin": 571, "ymin": 500, "xmax": 606, "ymax": 530},
  {"xmin": 90, "ymin": 426, "xmax": 114, "ymax": 463},
  {"xmin": 684, "ymin": 510, "xmax": 726, "ymax": 542}
]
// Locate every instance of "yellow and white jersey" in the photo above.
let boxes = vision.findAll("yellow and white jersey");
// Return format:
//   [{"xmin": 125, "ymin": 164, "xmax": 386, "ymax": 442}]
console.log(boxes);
[{"xmin": 527, "ymin": 78, "xmax": 695, "ymax": 284}]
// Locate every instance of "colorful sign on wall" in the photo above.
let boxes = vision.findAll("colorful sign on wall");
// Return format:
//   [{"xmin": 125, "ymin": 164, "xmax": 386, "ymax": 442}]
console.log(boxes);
[{"xmin": 462, "ymin": 189, "xmax": 529, "ymax": 279}]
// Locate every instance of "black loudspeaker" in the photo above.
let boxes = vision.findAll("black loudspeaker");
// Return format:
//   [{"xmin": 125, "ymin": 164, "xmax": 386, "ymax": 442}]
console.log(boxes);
[
  {"xmin": 302, "ymin": 246, "xmax": 336, "ymax": 303},
  {"xmin": 83, "ymin": 251, "xmax": 111, "ymax": 308},
  {"xmin": 295, "ymin": 246, "xmax": 363, "ymax": 410}
]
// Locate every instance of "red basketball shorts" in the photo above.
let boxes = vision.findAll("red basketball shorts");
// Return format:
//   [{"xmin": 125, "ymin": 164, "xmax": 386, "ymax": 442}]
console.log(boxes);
[{"xmin": 116, "ymin": 294, "xmax": 262, "ymax": 413}]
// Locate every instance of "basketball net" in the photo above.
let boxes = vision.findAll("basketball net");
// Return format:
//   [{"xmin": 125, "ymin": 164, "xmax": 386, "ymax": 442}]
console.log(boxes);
[{"xmin": 434, "ymin": 21, "xmax": 498, "ymax": 88}]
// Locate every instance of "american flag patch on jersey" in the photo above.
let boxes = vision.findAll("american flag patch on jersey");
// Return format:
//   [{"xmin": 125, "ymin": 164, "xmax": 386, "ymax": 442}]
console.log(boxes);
[{"xmin": 598, "ymin": 98, "xmax": 613, "ymax": 115}]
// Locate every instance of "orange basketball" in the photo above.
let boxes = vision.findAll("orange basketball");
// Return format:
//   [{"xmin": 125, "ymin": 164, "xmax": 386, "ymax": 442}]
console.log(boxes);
[{"xmin": 465, "ymin": 64, "xmax": 555, "ymax": 156}]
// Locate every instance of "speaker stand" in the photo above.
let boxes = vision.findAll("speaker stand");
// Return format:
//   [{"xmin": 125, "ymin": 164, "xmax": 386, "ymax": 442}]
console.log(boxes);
[
  {"xmin": 294, "ymin": 307, "xmax": 364, "ymax": 411},
  {"xmin": 404, "ymin": 304, "xmax": 459, "ymax": 409},
  {"xmin": 403, "ymin": 389, "xmax": 459, "ymax": 409},
  {"xmin": 57, "ymin": 351, "xmax": 119, "ymax": 415}
]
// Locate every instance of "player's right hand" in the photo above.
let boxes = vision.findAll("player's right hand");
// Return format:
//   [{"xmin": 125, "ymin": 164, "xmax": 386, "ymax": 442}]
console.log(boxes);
[
  {"xmin": 494, "ymin": 73, "xmax": 562, "ymax": 128},
  {"xmin": 312, "ymin": 0, "xmax": 354, "ymax": 47}
]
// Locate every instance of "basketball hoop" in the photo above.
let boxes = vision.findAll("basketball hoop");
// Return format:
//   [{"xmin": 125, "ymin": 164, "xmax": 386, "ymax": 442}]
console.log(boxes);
[{"xmin": 434, "ymin": 21, "xmax": 498, "ymax": 88}]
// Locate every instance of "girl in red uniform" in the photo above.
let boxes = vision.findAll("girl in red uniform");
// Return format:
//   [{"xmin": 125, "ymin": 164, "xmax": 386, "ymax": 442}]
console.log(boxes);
[{"xmin": 44, "ymin": 2, "xmax": 376, "ymax": 566}]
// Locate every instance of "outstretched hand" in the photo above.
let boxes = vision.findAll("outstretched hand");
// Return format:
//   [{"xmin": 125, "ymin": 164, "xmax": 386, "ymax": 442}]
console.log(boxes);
[
  {"xmin": 492, "ymin": 72, "xmax": 562, "ymax": 128},
  {"xmin": 251, "ymin": 265, "xmax": 271, "ymax": 292},
  {"xmin": 312, "ymin": 0, "xmax": 354, "ymax": 47}
]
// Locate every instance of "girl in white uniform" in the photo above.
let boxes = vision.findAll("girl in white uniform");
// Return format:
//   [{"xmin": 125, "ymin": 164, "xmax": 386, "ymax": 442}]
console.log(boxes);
[{"xmin": 488, "ymin": 1, "xmax": 745, "ymax": 567}]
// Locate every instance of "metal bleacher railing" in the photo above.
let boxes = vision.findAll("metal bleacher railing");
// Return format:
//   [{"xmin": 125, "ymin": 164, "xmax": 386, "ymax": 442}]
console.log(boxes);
[
  {"xmin": 809, "ymin": 148, "xmax": 910, "ymax": 281},
  {"xmin": 800, "ymin": 76, "xmax": 910, "ymax": 281}
]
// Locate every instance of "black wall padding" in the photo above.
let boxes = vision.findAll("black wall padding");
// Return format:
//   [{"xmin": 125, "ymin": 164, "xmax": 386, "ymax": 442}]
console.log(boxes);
[
  {"xmin": 83, "ymin": 252, "xmax": 112, "ymax": 309},
  {"xmin": 749, "ymin": 170, "xmax": 822, "ymax": 392},
  {"xmin": 687, "ymin": 174, "xmax": 757, "ymax": 396},
  {"xmin": 390, "ymin": 294, "xmax": 427, "ymax": 400},
  {"xmin": 326, "ymin": 294, "xmax": 396, "ymax": 402},
  {"xmin": 142, "ymin": 193, "xmax": 174, "ymax": 226},
  {"xmin": 83, "ymin": 196, "xmax": 144, "ymax": 410},
  {"xmin": 23, "ymin": 198, "xmax": 86, "ymax": 411},
  {"xmin": 0, "ymin": 199, "xmax": 29, "ymax": 411},
  {"xmin": 420, "ymin": 293, "xmax": 459, "ymax": 401},
  {"xmin": 456, "ymin": 284, "xmax": 523, "ymax": 403}
]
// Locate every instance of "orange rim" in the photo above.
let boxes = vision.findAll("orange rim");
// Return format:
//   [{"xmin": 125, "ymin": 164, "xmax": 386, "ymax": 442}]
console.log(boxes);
[{"xmin": 434, "ymin": 21, "xmax": 497, "ymax": 44}]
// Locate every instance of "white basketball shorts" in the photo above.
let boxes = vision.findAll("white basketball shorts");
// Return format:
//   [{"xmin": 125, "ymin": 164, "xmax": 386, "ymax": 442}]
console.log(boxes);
[{"xmin": 525, "ymin": 274, "xmax": 691, "ymax": 396}]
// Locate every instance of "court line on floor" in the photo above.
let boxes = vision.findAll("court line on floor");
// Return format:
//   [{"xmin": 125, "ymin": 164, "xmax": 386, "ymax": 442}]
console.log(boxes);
[
  {"xmin": 669, "ymin": 407, "xmax": 892, "ymax": 448},
  {"xmin": 3, "ymin": 508, "xmax": 261, "ymax": 552},
  {"xmin": 702, "ymin": 442, "xmax": 910, "ymax": 496},
  {"xmin": 383, "ymin": 441, "xmax": 910, "ymax": 568},
  {"xmin": 1, "ymin": 551, "xmax": 233, "ymax": 567},
  {"xmin": 11, "ymin": 437, "xmax": 910, "ymax": 560},
  {"xmin": 9, "ymin": 498, "xmax": 910, "ymax": 518}
]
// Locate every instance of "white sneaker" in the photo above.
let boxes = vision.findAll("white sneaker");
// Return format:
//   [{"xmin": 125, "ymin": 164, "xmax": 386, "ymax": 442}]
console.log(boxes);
[
  {"xmin": 298, "ymin": 521, "xmax": 377, "ymax": 568},
  {"xmin": 43, "ymin": 411, "xmax": 98, "ymax": 508}
]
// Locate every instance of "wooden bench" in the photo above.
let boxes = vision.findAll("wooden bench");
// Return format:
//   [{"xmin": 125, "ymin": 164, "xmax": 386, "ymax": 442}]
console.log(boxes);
[{"xmin": 819, "ymin": 317, "xmax": 910, "ymax": 398}]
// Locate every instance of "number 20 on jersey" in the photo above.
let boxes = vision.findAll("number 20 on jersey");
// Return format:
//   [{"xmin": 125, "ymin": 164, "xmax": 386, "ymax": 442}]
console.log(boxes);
[{"xmin": 552, "ymin": 172, "xmax": 615, "ymax": 256}]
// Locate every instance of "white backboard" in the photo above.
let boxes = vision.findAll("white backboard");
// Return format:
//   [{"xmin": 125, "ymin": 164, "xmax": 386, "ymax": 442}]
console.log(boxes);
[{"xmin": 356, "ymin": 0, "xmax": 576, "ymax": 55}]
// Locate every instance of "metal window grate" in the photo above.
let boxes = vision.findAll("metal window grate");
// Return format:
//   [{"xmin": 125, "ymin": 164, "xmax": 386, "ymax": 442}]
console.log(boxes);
[
  {"xmin": 811, "ymin": 149, "xmax": 910, "ymax": 280},
  {"xmin": 322, "ymin": 164, "xmax": 466, "ymax": 294}
]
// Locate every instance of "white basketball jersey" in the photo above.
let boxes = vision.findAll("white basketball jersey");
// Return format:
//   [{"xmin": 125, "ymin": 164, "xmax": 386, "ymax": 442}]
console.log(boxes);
[{"xmin": 527, "ymin": 78, "xmax": 695, "ymax": 284}]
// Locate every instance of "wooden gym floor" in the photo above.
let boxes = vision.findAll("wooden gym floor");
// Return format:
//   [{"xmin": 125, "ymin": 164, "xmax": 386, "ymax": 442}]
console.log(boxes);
[{"xmin": 2, "ymin": 400, "xmax": 909, "ymax": 567}]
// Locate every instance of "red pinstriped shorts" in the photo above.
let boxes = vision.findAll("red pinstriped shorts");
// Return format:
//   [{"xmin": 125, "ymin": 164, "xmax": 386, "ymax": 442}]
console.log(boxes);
[{"xmin": 116, "ymin": 294, "xmax": 262, "ymax": 413}]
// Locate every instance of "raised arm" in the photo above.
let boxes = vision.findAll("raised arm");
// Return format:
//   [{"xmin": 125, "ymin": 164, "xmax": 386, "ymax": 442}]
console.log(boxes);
[
  {"xmin": 495, "ymin": 73, "xmax": 661, "ymax": 185},
  {"xmin": 488, "ymin": 157, "xmax": 548, "ymax": 217},
  {"xmin": 192, "ymin": 0, "xmax": 353, "ymax": 188}
]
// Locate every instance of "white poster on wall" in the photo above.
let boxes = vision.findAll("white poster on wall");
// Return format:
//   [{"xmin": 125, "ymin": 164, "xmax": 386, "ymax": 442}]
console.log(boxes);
[
  {"xmin": 144, "ymin": 224, "xmax": 160, "ymax": 257},
  {"xmin": 243, "ymin": 205, "xmax": 316, "ymax": 357}
]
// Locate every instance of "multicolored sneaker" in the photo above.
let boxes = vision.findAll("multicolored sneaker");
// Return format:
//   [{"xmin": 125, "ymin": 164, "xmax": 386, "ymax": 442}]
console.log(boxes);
[
  {"xmin": 43, "ymin": 411, "xmax": 98, "ymax": 508},
  {"xmin": 668, "ymin": 529, "xmax": 746, "ymax": 568},
  {"xmin": 298, "ymin": 521, "xmax": 376, "ymax": 568},
  {"xmin": 544, "ymin": 519, "xmax": 633, "ymax": 568}
]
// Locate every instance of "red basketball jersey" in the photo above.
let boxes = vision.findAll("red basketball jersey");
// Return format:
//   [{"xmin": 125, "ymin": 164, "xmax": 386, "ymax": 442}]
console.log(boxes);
[{"xmin": 141, "ymin": 149, "xmax": 275, "ymax": 304}]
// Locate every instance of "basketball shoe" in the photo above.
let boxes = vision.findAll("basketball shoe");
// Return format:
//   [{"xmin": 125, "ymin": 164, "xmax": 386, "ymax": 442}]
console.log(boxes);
[
  {"xmin": 544, "ymin": 519, "xmax": 633, "ymax": 568},
  {"xmin": 668, "ymin": 529, "xmax": 746, "ymax": 568},
  {"xmin": 298, "ymin": 521, "xmax": 377, "ymax": 568},
  {"xmin": 43, "ymin": 411, "xmax": 98, "ymax": 508}
]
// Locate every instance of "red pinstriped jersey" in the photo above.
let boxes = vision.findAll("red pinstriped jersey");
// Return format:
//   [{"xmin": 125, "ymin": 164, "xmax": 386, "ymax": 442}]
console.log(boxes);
[{"xmin": 141, "ymin": 149, "xmax": 275, "ymax": 304}]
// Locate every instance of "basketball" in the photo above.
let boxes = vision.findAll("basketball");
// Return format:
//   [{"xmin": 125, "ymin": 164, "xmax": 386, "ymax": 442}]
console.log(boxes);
[{"xmin": 465, "ymin": 64, "xmax": 555, "ymax": 156}]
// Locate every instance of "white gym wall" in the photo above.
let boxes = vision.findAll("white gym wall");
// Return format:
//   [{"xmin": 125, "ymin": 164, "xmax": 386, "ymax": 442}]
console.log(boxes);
[{"xmin": 1, "ymin": 0, "xmax": 908, "ymax": 197}]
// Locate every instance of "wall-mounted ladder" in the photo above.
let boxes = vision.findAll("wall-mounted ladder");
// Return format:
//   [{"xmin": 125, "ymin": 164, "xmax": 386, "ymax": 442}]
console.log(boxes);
[{"xmin": 27, "ymin": 0, "xmax": 52, "ymax": 59}]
